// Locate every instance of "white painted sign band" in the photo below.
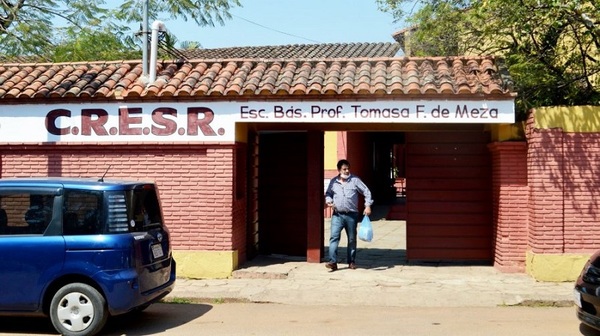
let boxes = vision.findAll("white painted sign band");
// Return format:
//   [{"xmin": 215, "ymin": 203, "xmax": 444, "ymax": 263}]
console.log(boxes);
[{"xmin": 0, "ymin": 100, "xmax": 514, "ymax": 143}]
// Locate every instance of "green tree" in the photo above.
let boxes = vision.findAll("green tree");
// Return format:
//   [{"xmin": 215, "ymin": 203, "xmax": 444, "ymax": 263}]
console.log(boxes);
[
  {"xmin": 51, "ymin": 28, "xmax": 142, "ymax": 62},
  {"xmin": 180, "ymin": 41, "xmax": 203, "ymax": 50},
  {"xmin": 377, "ymin": 0, "xmax": 600, "ymax": 120},
  {"xmin": 0, "ymin": 0, "xmax": 240, "ymax": 60}
]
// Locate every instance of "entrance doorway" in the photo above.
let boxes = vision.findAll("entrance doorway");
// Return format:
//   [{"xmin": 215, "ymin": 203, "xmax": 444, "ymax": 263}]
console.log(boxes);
[
  {"xmin": 247, "ymin": 128, "xmax": 493, "ymax": 267},
  {"xmin": 254, "ymin": 130, "xmax": 324, "ymax": 260},
  {"xmin": 257, "ymin": 132, "xmax": 308, "ymax": 256}
]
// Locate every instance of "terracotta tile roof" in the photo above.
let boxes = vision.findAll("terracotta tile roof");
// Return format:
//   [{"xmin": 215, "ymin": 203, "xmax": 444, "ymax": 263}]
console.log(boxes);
[
  {"xmin": 0, "ymin": 56, "xmax": 514, "ymax": 101},
  {"xmin": 165, "ymin": 42, "xmax": 402, "ymax": 60}
]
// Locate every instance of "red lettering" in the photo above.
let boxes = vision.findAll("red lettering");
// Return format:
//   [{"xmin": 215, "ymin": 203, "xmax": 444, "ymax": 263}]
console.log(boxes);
[
  {"xmin": 151, "ymin": 107, "xmax": 177, "ymax": 136},
  {"xmin": 187, "ymin": 107, "xmax": 216, "ymax": 136},
  {"xmin": 45, "ymin": 105, "xmax": 223, "ymax": 139},
  {"xmin": 81, "ymin": 109, "xmax": 109, "ymax": 135},
  {"xmin": 118, "ymin": 107, "xmax": 142, "ymax": 135}
]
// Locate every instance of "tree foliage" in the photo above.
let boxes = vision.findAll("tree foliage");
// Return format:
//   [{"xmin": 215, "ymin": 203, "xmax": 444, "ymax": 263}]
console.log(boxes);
[
  {"xmin": 377, "ymin": 0, "xmax": 600, "ymax": 119},
  {"xmin": 0, "ymin": 0, "xmax": 240, "ymax": 61},
  {"xmin": 51, "ymin": 28, "xmax": 142, "ymax": 62}
]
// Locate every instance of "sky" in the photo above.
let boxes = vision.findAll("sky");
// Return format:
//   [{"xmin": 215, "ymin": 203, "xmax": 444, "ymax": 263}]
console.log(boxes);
[{"xmin": 153, "ymin": 0, "xmax": 406, "ymax": 49}]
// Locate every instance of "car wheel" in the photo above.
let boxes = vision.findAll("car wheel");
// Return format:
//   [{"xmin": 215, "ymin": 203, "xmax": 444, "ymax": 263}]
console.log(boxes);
[{"xmin": 49, "ymin": 283, "xmax": 108, "ymax": 336}]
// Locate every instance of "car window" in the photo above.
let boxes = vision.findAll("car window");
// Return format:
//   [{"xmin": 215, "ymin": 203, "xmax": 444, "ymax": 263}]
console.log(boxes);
[
  {"xmin": 106, "ymin": 192, "xmax": 129, "ymax": 233},
  {"xmin": 105, "ymin": 187, "xmax": 163, "ymax": 233},
  {"xmin": 63, "ymin": 190, "xmax": 103, "ymax": 235},
  {"xmin": 130, "ymin": 188, "xmax": 162, "ymax": 230},
  {"xmin": 0, "ymin": 193, "xmax": 55, "ymax": 235}
]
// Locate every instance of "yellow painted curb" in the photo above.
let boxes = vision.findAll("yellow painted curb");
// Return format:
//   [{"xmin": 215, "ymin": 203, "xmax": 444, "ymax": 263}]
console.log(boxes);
[
  {"xmin": 525, "ymin": 251, "xmax": 590, "ymax": 282},
  {"xmin": 173, "ymin": 250, "xmax": 238, "ymax": 279}
]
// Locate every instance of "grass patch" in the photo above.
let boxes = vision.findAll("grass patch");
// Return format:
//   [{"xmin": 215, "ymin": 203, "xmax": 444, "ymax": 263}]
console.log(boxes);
[
  {"xmin": 508, "ymin": 300, "xmax": 574, "ymax": 308},
  {"xmin": 163, "ymin": 297, "xmax": 192, "ymax": 304},
  {"xmin": 162, "ymin": 297, "xmax": 251, "ymax": 305}
]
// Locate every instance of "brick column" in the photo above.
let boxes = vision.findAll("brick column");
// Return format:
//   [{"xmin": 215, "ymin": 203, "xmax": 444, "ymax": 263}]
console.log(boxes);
[
  {"xmin": 488, "ymin": 141, "xmax": 528, "ymax": 272},
  {"xmin": 307, "ymin": 131, "xmax": 324, "ymax": 263}
]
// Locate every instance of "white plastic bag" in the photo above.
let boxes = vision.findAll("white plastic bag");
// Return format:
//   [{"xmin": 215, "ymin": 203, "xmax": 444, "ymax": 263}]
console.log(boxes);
[{"xmin": 358, "ymin": 215, "xmax": 373, "ymax": 242}]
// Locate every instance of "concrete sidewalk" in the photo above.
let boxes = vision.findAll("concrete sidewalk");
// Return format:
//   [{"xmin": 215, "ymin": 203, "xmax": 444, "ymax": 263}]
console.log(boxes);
[{"xmin": 166, "ymin": 219, "xmax": 576, "ymax": 308}]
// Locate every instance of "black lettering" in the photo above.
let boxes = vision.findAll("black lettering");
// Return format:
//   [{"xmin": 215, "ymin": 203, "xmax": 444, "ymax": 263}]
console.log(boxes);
[
  {"xmin": 416, "ymin": 105, "xmax": 426, "ymax": 118},
  {"xmin": 274, "ymin": 105, "xmax": 303, "ymax": 118},
  {"xmin": 455, "ymin": 105, "xmax": 469, "ymax": 118},
  {"xmin": 240, "ymin": 106, "xmax": 266, "ymax": 119},
  {"xmin": 274, "ymin": 105, "xmax": 284, "ymax": 118},
  {"xmin": 432, "ymin": 105, "xmax": 450, "ymax": 118},
  {"xmin": 46, "ymin": 109, "xmax": 70, "ymax": 135}
]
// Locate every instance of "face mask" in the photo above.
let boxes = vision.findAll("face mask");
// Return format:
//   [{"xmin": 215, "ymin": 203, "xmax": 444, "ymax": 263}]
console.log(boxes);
[{"xmin": 340, "ymin": 173, "xmax": 350, "ymax": 179}]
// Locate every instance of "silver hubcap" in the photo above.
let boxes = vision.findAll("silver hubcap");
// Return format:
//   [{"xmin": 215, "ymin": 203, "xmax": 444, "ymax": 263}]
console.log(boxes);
[{"xmin": 56, "ymin": 292, "xmax": 95, "ymax": 332}]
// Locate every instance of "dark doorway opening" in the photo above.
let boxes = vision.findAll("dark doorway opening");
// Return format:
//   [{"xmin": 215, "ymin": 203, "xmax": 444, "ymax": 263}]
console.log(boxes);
[{"xmin": 257, "ymin": 132, "xmax": 309, "ymax": 257}]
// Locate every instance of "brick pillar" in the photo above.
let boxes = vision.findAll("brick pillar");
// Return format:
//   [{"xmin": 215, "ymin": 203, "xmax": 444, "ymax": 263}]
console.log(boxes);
[
  {"xmin": 489, "ymin": 142, "xmax": 528, "ymax": 272},
  {"xmin": 337, "ymin": 131, "xmax": 347, "ymax": 160},
  {"xmin": 307, "ymin": 131, "xmax": 324, "ymax": 263}
]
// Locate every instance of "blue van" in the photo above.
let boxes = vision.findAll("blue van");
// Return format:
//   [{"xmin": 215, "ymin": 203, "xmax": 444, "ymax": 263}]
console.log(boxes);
[{"xmin": 0, "ymin": 177, "xmax": 176, "ymax": 336}]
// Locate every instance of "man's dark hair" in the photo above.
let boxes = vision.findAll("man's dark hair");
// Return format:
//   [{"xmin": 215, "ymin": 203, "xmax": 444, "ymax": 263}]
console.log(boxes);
[{"xmin": 337, "ymin": 159, "xmax": 350, "ymax": 170}]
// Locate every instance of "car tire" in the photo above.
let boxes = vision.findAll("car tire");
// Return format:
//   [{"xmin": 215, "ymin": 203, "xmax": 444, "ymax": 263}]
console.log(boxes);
[{"xmin": 49, "ymin": 283, "xmax": 108, "ymax": 336}]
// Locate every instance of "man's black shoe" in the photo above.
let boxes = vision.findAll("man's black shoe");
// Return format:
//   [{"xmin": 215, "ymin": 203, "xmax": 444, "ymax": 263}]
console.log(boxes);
[
  {"xmin": 349, "ymin": 262, "xmax": 357, "ymax": 270},
  {"xmin": 325, "ymin": 262, "xmax": 338, "ymax": 271}
]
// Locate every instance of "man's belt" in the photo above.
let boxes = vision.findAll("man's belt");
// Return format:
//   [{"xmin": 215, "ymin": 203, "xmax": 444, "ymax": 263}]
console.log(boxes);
[{"xmin": 334, "ymin": 210, "xmax": 357, "ymax": 215}]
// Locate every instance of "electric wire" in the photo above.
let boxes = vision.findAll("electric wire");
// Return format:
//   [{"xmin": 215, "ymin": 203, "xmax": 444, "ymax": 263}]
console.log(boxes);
[{"xmin": 231, "ymin": 14, "xmax": 321, "ymax": 44}]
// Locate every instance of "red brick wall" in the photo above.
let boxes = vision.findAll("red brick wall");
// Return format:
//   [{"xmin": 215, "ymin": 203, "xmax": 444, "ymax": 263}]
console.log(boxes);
[
  {"xmin": 563, "ymin": 133, "xmax": 600, "ymax": 253},
  {"xmin": 527, "ymin": 128, "xmax": 566, "ymax": 253},
  {"xmin": 562, "ymin": 133, "xmax": 600, "ymax": 252},
  {"xmin": 0, "ymin": 143, "xmax": 239, "ymax": 252},
  {"xmin": 527, "ymin": 129, "xmax": 564, "ymax": 253},
  {"xmin": 527, "ymin": 123, "xmax": 600, "ymax": 253},
  {"xmin": 489, "ymin": 142, "xmax": 528, "ymax": 271},
  {"xmin": 232, "ymin": 142, "xmax": 248, "ymax": 263}
]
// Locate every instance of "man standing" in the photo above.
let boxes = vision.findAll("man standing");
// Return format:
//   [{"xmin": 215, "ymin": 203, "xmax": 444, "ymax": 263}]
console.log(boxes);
[{"xmin": 324, "ymin": 159, "xmax": 373, "ymax": 271}]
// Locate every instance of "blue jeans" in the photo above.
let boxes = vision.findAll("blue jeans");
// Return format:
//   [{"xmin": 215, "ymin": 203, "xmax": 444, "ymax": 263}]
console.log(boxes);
[{"xmin": 328, "ymin": 212, "xmax": 359, "ymax": 264}]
